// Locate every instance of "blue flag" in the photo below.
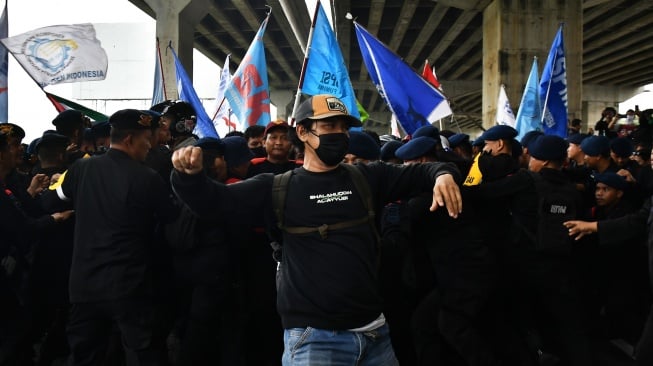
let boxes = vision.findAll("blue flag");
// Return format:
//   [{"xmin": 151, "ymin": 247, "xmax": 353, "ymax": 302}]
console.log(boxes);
[
  {"xmin": 0, "ymin": 2, "xmax": 7, "ymax": 123},
  {"xmin": 354, "ymin": 22, "xmax": 451, "ymax": 135},
  {"xmin": 225, "ymin": 14, "xmax": 271, "ymax": 129},
  {"xmin": 539, "ymin": 26, "xmax": 568, "ymax": 138},
  {"xmin": 171, "ymin": 46, "xmax": 218, "ymax": 138},
  {"xmin": 516, "ymin": 58, "xmax": 542, "ymax": 141},
  {"xmin": 151, "ymin": 38, "xmax": 165, "ymax": 106},
  {"xmin": 302, "ymin": 2, "xmax": 359, "ymax": 119}
]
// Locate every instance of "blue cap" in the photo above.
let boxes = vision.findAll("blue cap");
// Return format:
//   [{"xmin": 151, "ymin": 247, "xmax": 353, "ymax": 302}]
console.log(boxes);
[
  {"xmin": 412, "ymin": 125, "xmax": 440, "ymax": 141},
  {"xmin": 222, "ymin": 136, "xmax": 253, "ymax": 167},
  {"xmin": 195, "ymin": 137, "xmax": 225, "ymax": 155},
  {"xmin": 380, "ymin": 140, "xmax": 403, "ymax": 161},
  {"xmin": 448, "ymin": 133, "xmax": 470, "ymax": 148},
  {"xmin": 594, "ymin": 172, "xmax": 629, "ymax": 191},
  {"xmin": 520, "ymin": 130, "xmax": 544, "ymax": 149},
  {"xmin": 528, "ymin": 135, "xmax": 568, "ymax": 161},
  {"xmin": 395, "ymin": 136, "xmax": 438, "ymax": 160},
  {"xmin": 472, "ymin": 137, "xmax": 485, "ymax": 147},
  {"xmin": 609, "ymin": 137, "xmax": 633, "ymax": 158},
  {"xmin": 580, "ymin": 135, "xmax": 610, "ymax": 157},
  {"xmin": 347, "ymin": 131, "xmax": 380, "ymax": 160},
  {"xmin": 480, "ymin": 125, "xmax": 518, "ymax": 141},
  {"xmin": 567, "ymin": 133, "xmax": 589, "ymax": 145}
]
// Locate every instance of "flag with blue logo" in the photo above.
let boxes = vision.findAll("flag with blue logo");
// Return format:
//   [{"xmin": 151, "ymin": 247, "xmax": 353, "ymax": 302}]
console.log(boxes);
[
  {"xmin": 354, "ymin": 22, "xmax": 451, "ymax": 135},
  {"xmin": 0, "ymin": 1, "xmax": 7, "ymax": 123},
  {"xmin": 302, "ymin": 2, "xmax": 359, "ymax": 119},
  {"xmin": 151, "ymin": 38, "xmax": 166, "ymax": 106},
  {"xmin": 225, "ymin": 13, "xmax": 271, "ymax": 129},
  {"xmin": 539, "ymin": 26, "xmax": 567, "ymax": 138},
  {"xmin": 170, "ymin": 46, "xmax": 218, "ymax": 138},
  {"xmin": 516, "ymin": 57, "xmax": 542, "ymax": 141},
  {"xmin": 1, "ymin": 23, "xmax": 107, "ymax": 87}
]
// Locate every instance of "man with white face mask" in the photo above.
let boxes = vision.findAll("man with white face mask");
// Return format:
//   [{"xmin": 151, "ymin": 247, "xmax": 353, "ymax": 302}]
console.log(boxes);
[{"xmin": 171, "ymin": 94, "xmax": 463, "ymax": 366}]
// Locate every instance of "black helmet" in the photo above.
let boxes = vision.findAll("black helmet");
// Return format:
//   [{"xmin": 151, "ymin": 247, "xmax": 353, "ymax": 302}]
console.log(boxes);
[{"xmin": 151, "ymin": 100, "xmax": 196, "ymax": 137}]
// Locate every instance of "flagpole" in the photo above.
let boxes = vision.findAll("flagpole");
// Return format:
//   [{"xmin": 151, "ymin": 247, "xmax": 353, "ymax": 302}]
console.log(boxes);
[
  {"xmin": 156, "ymin": 37, "xmax": 168, "ymax": 100},
  {"xmin": 290, "ymin": 1, "xmax": 320, "ymax": 126},
  {"xmin": 540, "ymin": 26, "xmax": 562, "ymax": 124}
]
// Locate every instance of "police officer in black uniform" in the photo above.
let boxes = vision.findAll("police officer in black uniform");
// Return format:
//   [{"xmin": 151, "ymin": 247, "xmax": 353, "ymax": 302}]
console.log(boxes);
[{"xmin": 43, "ymin": 109, "xmax": 177, "ymax": 366}]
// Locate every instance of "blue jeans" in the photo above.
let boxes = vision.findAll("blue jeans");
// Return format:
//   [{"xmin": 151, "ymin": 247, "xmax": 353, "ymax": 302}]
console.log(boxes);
[{"xmin": 282, "ymin": 324, "xmax": 399, "ymax": 366}]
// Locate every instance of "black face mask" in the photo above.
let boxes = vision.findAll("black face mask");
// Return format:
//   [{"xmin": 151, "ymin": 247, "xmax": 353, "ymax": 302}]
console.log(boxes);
[
  {"xmin": 310, "ymin": 132, "xmax": 349, "ymax": 166},
  {"xmin": 251, "ymin": 146, "xmax": 267, "ymax": 158}
]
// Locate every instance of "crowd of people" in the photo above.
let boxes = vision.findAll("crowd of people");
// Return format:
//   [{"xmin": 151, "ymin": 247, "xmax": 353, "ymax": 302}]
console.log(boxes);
[{"xmin": 1, "ymin": 95, "xmax": 653, "ymax": 366}]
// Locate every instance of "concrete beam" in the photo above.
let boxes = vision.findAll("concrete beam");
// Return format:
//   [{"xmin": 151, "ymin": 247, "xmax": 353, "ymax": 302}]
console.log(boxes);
[
  {"xmin": 268, "ymin": 0, "xmax": 305, "ymax": 62},
  {"xmin": 404, "ymin": 4, "xmax": 448, "ymax": 65},
  {"xmin": 278, "ymin": 0, "xmax": 310, "ymax": 54},
  {"xmin": 357, "ymin": 0, "xmax": 385, "ymax": 83},
  {"xmin": 387, "ymin": 2, "xmax": 419, "ymax": 51},
  {"xmin": 433, "ymin": 0, "xmax": 490, "ymax": 11}
]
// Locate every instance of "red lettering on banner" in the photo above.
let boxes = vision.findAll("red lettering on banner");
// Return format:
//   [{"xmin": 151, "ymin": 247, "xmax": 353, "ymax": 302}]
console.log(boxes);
[{"xmin": 233, "ymin": 64, "xmax": 269, "ymax": 126}]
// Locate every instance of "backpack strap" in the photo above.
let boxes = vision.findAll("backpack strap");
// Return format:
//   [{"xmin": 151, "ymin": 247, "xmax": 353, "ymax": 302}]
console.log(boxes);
[{"xmin": 271, "ymin": 164, "xmax": 380, "ymax": 243}]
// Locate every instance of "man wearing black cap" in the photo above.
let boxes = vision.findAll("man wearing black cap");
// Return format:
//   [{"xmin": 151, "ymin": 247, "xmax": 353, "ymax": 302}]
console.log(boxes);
[
  {"xmin": 52, "ymin": 110, "xmax": 90, "ymax": 165},
  {"xmin": 43, "ymin": 109, "xmax": 177, "ymax": 365},
  {"xmin": 151, "ymin": 100, "xmax": 197, "ymax": 151},
  {"xmin": 171, "ymin": 94, "xmax": 462, "ymax": 365}
]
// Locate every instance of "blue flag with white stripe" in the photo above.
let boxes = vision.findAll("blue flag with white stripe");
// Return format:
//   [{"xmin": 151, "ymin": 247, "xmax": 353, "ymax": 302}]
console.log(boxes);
[
  {"xmin": 539, "ymin": 26, "xmax": 568, "ymax": 138},
  {"xmin": 354, "ymin": 22, "xmax": 451, "ymax": 135}
]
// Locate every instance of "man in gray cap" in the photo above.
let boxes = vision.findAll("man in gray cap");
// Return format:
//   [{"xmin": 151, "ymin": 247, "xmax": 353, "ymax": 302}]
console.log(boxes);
[{"xmin": 170, "ymin": 94, "xmax": 462, "ymax": 366}]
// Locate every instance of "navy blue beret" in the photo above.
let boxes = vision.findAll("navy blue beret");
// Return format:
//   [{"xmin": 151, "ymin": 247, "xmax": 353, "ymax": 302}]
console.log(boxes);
[
  {"xmin": 195, "ymin": 137, "xmax": 225, "ymax": 155},
  {"xmin": 380, "ymin": 140, "xmax": 403, "ymax": 161},
  {"xmin": 520, "ymin": 130, "xmax": 544, "ymax": 149},
  {"xmin": 412, "ymin": 125, "xmax": 440, "ymax": 141},
  {"xmin": 594, "ymin": 172, "xmax": 629, "ymax": 191},
  {"xmin": 448, "ymin": 133, "xmax": 470, "ymax": 148},
  {"xmin": 528, "ymin": 135, "xmax": 568, "ymax": 161},
  {"xmin": 34, "ymin": 132, "xmax": 68, "ymax": 153},
  {"xmin": 140, "ymin": 110, "xmax": 162, "ymax": 129},
  {"xmin": 609, "ymin": 137, "xmax": 633, "ymax": 158},
  {"xmin": 580, "ymin": 135, "xmax": 610, "ymax": 157},
  {"xmin": 395, "ymin": 136, "xmax": 438, "ymax": 160},
  {"xmin": 91, "ymin": 120, "xmax": 111, "ymax": 138},
  {"xmin": 511, "ymin": 139, "xmax": 523, "ymax": 158},
  {"xmin": 109, "ymin": 109, "xmax": 157, "ymax": 130},
  {"xmin": 472, "ymin": 137, "xmax": 485, "ymax": 147},
  {"xmin": 480, "ymin": 125, "xmax": 518, "ymax": 141},
  {"xmin": 566, "ymin": 133, "xmax": 589, "ymax": 145},
  {"xmin": 52, "ymin": 110, "xmax": 84, "ymax": 128},
  {"xmin": 222, "ymin": 136, "xmax": 253, "ymax": 167},
  {"xmin": 347, "ymin": 131, "xmax": 380, "ymax": 160}
]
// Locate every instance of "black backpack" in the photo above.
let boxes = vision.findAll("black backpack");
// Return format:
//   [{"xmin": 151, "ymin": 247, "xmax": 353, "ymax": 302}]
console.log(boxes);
[
  {"xmin": 523, "ymin": 172, "xmax": 579, "ymax": 251},
  {"xmin": 270, "ymin": 164, "xmax": 380, "ymax": 254}
]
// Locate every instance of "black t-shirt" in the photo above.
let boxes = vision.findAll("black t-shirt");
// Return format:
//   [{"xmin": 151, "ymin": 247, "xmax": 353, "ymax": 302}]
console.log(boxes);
[{"xmin": 56, "ymin": 149, "xmax": 175, "ymax": 302}]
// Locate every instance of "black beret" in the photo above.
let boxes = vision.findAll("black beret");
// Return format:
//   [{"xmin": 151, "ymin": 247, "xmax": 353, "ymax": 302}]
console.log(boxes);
[
  {"xmin": 520, "ymin": 130, "xmax": 544, "ymax": 149},
  {"xmin": 580, "ymin": 135, "xmax": 610, "ymax": 157},
  {"xmin": 52, "ymin": 110, "xmax": 84, "ymax": 128},
  {"xmin": 0, "ymin": 123, "xmax": 25, "ymax": 139},
  {"xmin": 480, "ymin": 125, "xmax": 518, "ymax": 141},
  {"xmin": 91, "ymin": 120, "xmax": 111, "ymax": 138},
  {"xmin": 380, "ymin": 140, "xmax": 403, "ymax": 161},
  {"xmin": 594, "ymin": 172, "xmax": 629, "ymax": 191},
  {"xmin": 511, "ymin": 139, "xmax": 523, "ymax": 158},
  {"xmin": 347, "ymin": 131, "xmax": 380, "ymax": 160},
  {"xmin": 109, "ymin": 109, "xmax": 158, "ymax": 130},
  {"xmin": 395, "ymin": 136, "xmax": 438, "ymax": 160},
  {"xmin": 222, "ymin": 136, "xmax": 253, "ymax": 167},
  {"xmin": 195, "ymin": 137, "xmax": 225, "ymax": 155},
  {"xmin": 609, "ymin": 137, "xmax": 633, "ymax": 158},
  {"xmin": 566, "ymin": 133, "xmax": 589, "ymax": 145},
  {"xmin": 35, "ymin": 132, "xmax": 69, "ymax": 153},
  {"xmin": 448, "ymin": 133, "xmax": 470, "ymax": 148},
  {"xmin": 528, "ymin": 135, "xmax": 568, "ymax": 161}
]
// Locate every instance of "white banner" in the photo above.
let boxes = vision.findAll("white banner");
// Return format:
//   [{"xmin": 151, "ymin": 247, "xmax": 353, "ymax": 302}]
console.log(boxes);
[{"xmin": 1, "ymin": 23, "xmax": 107, "ymax": 87}]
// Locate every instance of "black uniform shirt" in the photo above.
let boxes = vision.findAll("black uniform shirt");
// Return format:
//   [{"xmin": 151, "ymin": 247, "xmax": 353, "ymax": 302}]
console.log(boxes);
[{"xmin": 56, "ymin": 148, "xmax": 175, "ymax": 302}]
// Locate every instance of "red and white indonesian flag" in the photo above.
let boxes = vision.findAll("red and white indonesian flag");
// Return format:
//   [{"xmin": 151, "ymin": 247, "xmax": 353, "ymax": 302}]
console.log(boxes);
[{"xmin": 0, "ymin": 23, "xmax": 108, "ymax": 87}]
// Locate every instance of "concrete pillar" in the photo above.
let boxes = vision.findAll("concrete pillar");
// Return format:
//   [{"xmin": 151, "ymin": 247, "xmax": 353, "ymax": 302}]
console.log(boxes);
[
  {"xmin": 482, "ymin": 0, "xmax": 582, "ymax": 130},
  {"xmin": 143, "ymin": 0, "xmax": 210, "ymax": 100},
  {"xmin": 269, "ymin": 88, "xmax": 294, "ymax": 121}
]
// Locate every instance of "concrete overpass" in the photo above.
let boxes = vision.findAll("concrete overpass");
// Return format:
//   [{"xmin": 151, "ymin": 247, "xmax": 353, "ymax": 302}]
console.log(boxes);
[{"xmin": 128, "ymin": 0, "xmax": 653, "ymax": 135}]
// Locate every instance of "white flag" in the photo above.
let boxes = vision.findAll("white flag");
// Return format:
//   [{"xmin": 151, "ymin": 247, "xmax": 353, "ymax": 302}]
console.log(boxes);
[
  {"xmin": 1, "ymin": 23, "xmax": 108, "ymax": 87},
  {"xmin": 496, "ymin": 84, "xmax": 515, "ymax": 127}
]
